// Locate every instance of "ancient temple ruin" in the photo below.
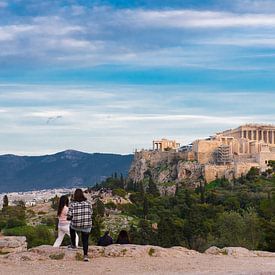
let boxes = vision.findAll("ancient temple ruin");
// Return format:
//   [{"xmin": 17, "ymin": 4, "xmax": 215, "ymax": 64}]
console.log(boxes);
[
  {"xmin": 187, "ymin": 124, "xmax": 275, "ymax": 182},
  {"xmin": 153, "ymin": 139, "xmax": 180, "ymax": 152},
  {"xmin": 144, "ymin": 124, "xmax": 275, "ymax": 183}
]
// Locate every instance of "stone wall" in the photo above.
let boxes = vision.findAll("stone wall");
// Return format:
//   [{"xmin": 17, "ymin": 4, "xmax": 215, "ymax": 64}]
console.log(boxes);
[
  {"xmin": 203, "ymin": 162, "xmax": 260, "ymax": 183},
  {"xmin": 193, "ymin": 139, "xmax": 222, "ymax": 164}
]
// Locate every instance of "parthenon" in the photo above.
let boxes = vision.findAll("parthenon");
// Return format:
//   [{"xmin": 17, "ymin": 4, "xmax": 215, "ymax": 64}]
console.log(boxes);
[
  {"xmin": 186, "ymin": 124, "xmax": 275, "ymax": 181},
  {"xmin": 220, "ymin": 124, "xmax": 275, "ymax": 145},
  {"xmin": 148, "ymin": 124, "xmax": 275, "ymax": 183},
  {"xmin": 160, "ymin": 124, "xmax": 275, "ymax": 182}
]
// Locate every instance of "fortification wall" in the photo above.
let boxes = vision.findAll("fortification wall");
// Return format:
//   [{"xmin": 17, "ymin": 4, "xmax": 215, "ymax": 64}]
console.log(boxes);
[
  {"xmin": 203, "ymin": 162, "xmax": 260, "ymax": 183},
  {"xmin": 193, "ymin": 140, "xmax": 222, "ymax": 164}
]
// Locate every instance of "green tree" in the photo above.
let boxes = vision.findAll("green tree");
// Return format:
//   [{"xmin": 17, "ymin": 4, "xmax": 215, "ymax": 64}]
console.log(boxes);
[
  {"xmin": 268, "ymin": 160, "xmax": 275, "ymax": 173},
  {"xmin": 246, "ymin": 167, "xmax": 260, "ymax": 181},
  {"xmin": 242, "ymin": 208, "xmax": 263, "ymax": 250},
  {"xmin": 3, "ymin": 195, "xmax": 8, "ymax": 208},
  {"xmin": 90, "ymin": 199, "xmax": 104, "ymax": 243},
  {"xmin": 143, "ymin": 196, "xmax": 149, "ymax": 219},
  {"xmin": 215, "ymin": 211, "xmax": 246, "ymax": 247},
  {"xmin": 157, "ymin": 216, "xmax": 183, "ymax": 247},
  {"xmin": 94, "ymin": 199, "xmax": 105, "ymax": 217},
  {"xmin": 112, "ymin": 188, "xmax": 127, "ymax": 198},
  {"xmin": 90, "ymin": 215, "xmax": 103, "ymax": 244},
  {"xmin": 138, "ymin": 219, "xmax": 155, "ymax": 245},
  {"xmin": 148, "ymin": 177, "xmax": 159, "ymax": 197},
  {"xmin": 50, "ymin": 195, "xmax": 59, "ymax": 211}
]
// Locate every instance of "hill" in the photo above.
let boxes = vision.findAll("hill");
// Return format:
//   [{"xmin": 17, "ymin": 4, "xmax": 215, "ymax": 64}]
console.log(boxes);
[{"xmin": 0, "ymin": 150, "xmax": 133, "ymax": 192}]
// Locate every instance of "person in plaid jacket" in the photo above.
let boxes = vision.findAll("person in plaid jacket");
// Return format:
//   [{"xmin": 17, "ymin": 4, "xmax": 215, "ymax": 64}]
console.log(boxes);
[{"xmin": 67, "ymin": 189, "xmax": 92, "ymax": 262}]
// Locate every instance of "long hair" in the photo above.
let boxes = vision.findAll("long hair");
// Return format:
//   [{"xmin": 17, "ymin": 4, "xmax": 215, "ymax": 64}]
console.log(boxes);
[
  {"xmin": 57, "ymin": 195, "xmax": 69, "ymax": 216},
  {"xmin": 117, "ymin": 230, "xmax": 130, "ymax": 244},
  {"xmin": 73, "ymin": 188, "xmax": 87, "ymax": 202}
]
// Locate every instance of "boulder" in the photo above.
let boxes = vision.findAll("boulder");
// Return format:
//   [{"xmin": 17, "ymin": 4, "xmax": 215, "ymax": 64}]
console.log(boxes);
[
  {"xmin": 204, "ymin": 246, "xmax": 223, "ymax": 255},
  {"xmin": 0, "ymin": 236, "xmax": 27, "ymax": 254},
  {"xmin": 253, "ymin": 250, "xmax": 275, "ymax": 257},
  {"xmin": 205, "ymin": 246, "xmax": 257, "ymax": 257},
  {"xmin": 5, "ymin": 244, "xmax": 199, "ymax": 261},
  {"xmin": 222, "ymin": 247, "xmax": 256, "ymax": 257}
]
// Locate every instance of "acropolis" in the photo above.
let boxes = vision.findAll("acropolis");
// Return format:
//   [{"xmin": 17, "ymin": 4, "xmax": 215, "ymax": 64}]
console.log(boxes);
[{"xmin": 149, "ymin": 124, "xmax": 275, "ymax": 183}]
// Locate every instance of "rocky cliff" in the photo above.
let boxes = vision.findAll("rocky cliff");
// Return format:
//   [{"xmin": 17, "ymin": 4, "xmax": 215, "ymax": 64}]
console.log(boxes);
[
  {"xmin": 128, "ymin": 150, "xmax": 203, "ymax": 192},
  {"xmin": 128, "ymin": 150, "xmax": 258, "ymax": 190}
]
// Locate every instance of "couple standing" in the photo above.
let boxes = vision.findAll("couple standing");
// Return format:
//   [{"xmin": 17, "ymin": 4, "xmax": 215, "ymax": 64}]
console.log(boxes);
[{"xmin": 53, "ymin": 189, "xmax": 92, "ymax": 262}]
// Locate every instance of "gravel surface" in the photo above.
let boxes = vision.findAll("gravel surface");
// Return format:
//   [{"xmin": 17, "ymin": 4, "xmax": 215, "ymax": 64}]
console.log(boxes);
[{"xmin": 0, "ymin": 254, "xmax": 275, "ymax": 275}]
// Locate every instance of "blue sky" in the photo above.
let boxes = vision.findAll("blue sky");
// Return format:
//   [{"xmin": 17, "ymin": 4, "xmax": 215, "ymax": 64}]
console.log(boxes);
[{"xmin": 0, "ymin": 0, "xmax": 275, "ymax": 155}]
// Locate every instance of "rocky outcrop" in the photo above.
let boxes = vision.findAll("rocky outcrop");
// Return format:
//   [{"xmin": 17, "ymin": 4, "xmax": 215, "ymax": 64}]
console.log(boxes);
[
  {"xmin": 128, "ymin": 150, "xmax": 203, "ymax": 192},
  {"xmin": 205, "ymin": 246, "xmax": 275, "ymax": 257},
  {"xmin": 4, "ymin": 244, "xmax": 275, "ymax": 262},
  {"xmin": 0, "ymin": 236, "xmax": 27, "ymax": 254},
  {"xmin": 4, "ymin": 244, "xmax": 199, "ymax": 261}
]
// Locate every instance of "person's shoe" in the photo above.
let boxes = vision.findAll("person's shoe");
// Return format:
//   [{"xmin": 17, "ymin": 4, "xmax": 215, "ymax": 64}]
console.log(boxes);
[{"xmin": 83, "ymin": 255, "xmax": 89, "ymax": 262}]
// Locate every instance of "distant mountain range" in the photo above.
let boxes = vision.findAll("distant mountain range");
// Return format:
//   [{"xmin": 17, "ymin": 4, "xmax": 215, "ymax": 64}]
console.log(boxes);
[{"xmin": 0, "ymin": 150, "xmax": 133, "ymax": 193}]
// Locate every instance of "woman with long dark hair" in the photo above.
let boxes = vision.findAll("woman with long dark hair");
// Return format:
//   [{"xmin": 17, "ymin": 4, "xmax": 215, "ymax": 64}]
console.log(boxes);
[
  {"xmin": 53, "ymin": 195, "xmax": 79, "ymax": 247},
  {"xmin": 116, "ymin": 230, "xmax": 130, "ymax": 244},
  {"xmin": 67, "ymin": 189, "xmax": 93, "ymax": 262}
]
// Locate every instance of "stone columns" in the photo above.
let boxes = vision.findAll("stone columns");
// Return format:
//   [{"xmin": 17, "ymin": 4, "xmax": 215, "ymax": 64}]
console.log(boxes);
[
  {"xmin": 153, "ymin": 142, "xmax": 159, "ymax": 151},
  {"xmin": 259, "ymin": 130, "xmax": 263, "ymax": 141}
]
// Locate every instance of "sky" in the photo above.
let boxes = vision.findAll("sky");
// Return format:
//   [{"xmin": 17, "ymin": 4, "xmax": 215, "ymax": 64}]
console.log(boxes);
[{"xmin": 1, "ymin": 0, "xmax": 275, "ymax": 155}]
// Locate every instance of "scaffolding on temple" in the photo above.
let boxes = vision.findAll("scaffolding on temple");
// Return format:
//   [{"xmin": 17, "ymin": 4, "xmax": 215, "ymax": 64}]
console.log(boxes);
[{"xmin": 217, "ymin": 144, "xmax": 232, "ymax": 164}]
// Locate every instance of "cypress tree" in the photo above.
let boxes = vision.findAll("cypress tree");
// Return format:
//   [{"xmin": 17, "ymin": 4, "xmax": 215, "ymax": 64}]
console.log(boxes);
[
  {"xmin": 143, "ymin": 196, "xmax": 149, "ymax": 219},
  {"xmin": 148, "ymin": 177, "xmax": 159, "ymax": 197},
  {"xmin": 3, "ymin": 195, "xmax": 9, "ymax": 208}
]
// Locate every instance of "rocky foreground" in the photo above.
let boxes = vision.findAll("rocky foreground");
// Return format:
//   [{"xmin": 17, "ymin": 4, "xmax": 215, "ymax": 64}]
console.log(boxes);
[{"xmin": 1, "ymin": 237, "xmax": 275, "ymax": 274}]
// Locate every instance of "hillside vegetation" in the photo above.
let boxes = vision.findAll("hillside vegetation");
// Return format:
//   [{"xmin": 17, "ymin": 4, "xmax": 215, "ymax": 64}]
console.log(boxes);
[
  {"xmin": 94, "ymin": 164, "xmax": 275, "ymax": 252},
  {"xmin": 1, "ymin": 163, "xmax": 275, "ymax": 253}
]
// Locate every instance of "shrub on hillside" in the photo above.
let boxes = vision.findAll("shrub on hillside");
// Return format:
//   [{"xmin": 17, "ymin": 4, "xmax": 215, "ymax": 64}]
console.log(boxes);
[
  {"xmin": 3, "ymin": 225, "xmax": 54, "ymax": 248},
  {"xmin": 112, "ymin": 188, "xmax": 127, "ymax": 198},
  {"xmin": 104, "ymin": 201, "xmax": 117, "ymax": 210}
]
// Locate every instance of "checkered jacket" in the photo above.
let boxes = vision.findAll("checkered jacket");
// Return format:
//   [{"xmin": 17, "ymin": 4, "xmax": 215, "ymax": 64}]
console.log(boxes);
[{"xmin": 67, "ymin": 201, "xmax": 93, "ymax": 229}]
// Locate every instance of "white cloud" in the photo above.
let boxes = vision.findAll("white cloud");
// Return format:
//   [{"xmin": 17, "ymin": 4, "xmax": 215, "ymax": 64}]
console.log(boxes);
[
  {"xmin": 0, "ymin": 25, "xmax": 35, "ymax": 41},
  {"xmin": 123, "ymin": 9, "xmax": 275, "ymax": 29},
  {"xmin": 0, "ymin": 84, "xmax": 275, "ymax": 155},
  {"xmin": 1, "ymin": 7, "xmax": 275, "ymax": 69},
  {"xmin": 25, "ymin": 110, "xmax": 72, "ymax": 118},
  {"xmin": 201, "ymin": 37, "xmax": 275, "ymax": 47}
]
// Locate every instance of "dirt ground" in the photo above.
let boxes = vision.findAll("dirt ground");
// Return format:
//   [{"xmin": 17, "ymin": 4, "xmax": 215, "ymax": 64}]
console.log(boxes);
[{"xmin": 0, "ymin": 254, "xmax": 275, "ymax": 275}]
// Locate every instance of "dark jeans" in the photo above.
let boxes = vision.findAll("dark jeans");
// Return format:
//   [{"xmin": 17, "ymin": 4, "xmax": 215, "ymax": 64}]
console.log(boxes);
[{"xmin": 70, "ymin": 227, "xmax": 90, "ymax": 256}]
